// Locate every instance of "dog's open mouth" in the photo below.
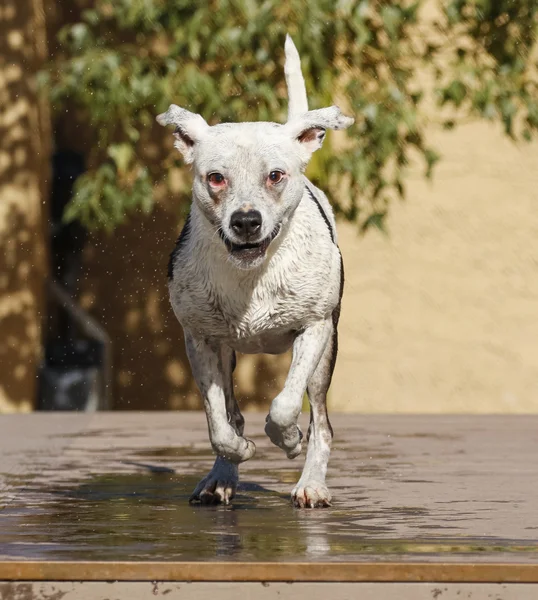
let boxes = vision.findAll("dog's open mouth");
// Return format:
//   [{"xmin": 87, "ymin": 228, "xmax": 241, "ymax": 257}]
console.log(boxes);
[{"xmin": 219, "ymin": 225, "xmax": 281, "ymax": 262}]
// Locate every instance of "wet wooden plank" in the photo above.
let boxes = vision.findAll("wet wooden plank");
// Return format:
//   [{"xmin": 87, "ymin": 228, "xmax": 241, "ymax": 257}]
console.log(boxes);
[{"xmin": 0, "ymin": 413, "xmax": 537, "ymax": 582}]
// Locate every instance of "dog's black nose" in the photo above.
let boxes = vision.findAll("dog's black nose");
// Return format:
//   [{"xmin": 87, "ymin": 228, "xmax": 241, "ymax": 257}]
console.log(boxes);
[{"xmin": 230, "ymin": 210, "xmax": 262, "ymax": 239}]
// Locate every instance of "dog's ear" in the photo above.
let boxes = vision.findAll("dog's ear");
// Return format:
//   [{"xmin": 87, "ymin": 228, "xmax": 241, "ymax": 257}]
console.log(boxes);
[
  {"xmin": 156, "ymin": 104, "xmax": 209, "ymax": 164},
  {"xmin": 285, "ymin": 106, "xmax": 354, "ymax": 156}
]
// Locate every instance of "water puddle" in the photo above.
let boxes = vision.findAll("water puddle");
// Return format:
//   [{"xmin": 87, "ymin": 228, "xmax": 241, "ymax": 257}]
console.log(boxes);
[{"xmin": 1, "ymin": 467, "xmax": 537, "ymax": 562}]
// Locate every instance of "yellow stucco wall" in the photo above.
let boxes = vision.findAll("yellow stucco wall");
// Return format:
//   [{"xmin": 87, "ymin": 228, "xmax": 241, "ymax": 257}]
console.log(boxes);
[
  {"xmin": 334, "ymin": 122, "xmax": 538, "ymax": 413},
  {"xmin": 0, "ymin": 0, "xmax": 49, "ymax": 413}
]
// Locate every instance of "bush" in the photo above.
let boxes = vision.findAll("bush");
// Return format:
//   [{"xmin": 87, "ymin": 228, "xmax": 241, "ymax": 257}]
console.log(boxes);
[{"xmin": 43, "ymin": 0, "xmax": 538, "ymax": 232}]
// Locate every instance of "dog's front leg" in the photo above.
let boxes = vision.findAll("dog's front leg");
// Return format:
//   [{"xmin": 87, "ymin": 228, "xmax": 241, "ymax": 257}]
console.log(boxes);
[
  {"xmin": 265, "ymin": 319, "xmax": 332, "ymax": 459},
  {"xmin": 189, "ymin": 346, "xmax": 245, "ymax": 505},
  {"xmin": 186, "ymin": 333, "xmax": 255, "ymax": 465}
]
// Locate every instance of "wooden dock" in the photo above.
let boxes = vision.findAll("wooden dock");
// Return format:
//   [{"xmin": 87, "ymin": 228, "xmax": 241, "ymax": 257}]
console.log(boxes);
[{"xmin": 1, "ymin": 412, "xmax": 537, "ymax": 598}]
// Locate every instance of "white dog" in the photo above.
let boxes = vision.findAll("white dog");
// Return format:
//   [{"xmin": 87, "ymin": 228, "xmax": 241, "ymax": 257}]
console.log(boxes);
[{"xmin": 157, "ymin": 36, "xmax": 353, "ymax": 508}]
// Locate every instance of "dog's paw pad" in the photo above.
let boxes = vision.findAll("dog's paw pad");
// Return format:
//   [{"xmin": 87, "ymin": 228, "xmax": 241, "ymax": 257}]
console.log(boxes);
[
  {"xmin": 285, "ymin": 441, "xmax": 303, "ymax": 459},
  {"xmin": 291, "ymin": 483, "xmax": 332, "ymax": 509},
  {"xmin": 243, "ymin": 438, "xmax": 256, "ymax": 461},
  {"xmin": 264, "ymin": 419, "xmax": 303, "ymax": 458}
]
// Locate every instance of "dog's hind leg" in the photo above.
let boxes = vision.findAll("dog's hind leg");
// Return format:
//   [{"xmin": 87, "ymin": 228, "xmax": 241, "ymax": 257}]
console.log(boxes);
[
  {"xmin": 189, "ymin": 346, "xmax": 246, "ymax": 505},
  {"xmin": 291, "ymin": 323, "xmax": 337, "ymax": 508},
  {"xmin": 223, "ymin": 348, "xmax": 245, "ymax": 436}
]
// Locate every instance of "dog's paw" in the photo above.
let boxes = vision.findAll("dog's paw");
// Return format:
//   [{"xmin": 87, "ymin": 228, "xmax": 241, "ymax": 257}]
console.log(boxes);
[
  {"xmin": 291, "ymin": 482, "xmax": 332, "ymax": 509},
  {"xmin": 189, "ymin": 458, "xmax": 239, "ymax": 506},
  {"xmin": 264, "ymin": 417, "xmax": 303, "ymax": 459}
]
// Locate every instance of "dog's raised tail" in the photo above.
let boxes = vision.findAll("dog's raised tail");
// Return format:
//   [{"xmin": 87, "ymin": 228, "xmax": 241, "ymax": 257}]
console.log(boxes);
[{"xmin": 285, "ymin": 34, "xmax": 308, "ymax": 121}]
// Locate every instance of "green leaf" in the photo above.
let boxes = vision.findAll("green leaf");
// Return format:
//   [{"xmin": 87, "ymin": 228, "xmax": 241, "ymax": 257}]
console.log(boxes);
[
  {"xmin": 442, "ymin": 80, "xmax": 467, "ymax": 107},
  {"xmin": 107, "ymin": 144, "xmax": 134, "ymax": 174},
  {"xmin": 361, "ymin": 212, "xmax": 387, "ymax": 234},
  {"xmin": 424, "ymin": 149, "xmax": 441, "ymax": 179}
]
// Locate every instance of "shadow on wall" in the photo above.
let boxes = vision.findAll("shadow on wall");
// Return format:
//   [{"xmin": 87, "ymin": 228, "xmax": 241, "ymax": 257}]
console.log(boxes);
[
  {"xmin": 0, "ymin": 0, "xmax": 49, "ymax": 412},
  {"xmin": 78, "ymin": 206, "xmax": 290, "ymax": 411}
]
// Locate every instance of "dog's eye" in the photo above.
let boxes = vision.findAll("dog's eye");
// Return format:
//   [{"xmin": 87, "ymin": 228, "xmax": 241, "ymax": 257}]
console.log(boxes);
[
  {"xmin": 208, "ymin": 172, "xmax": 225, "ymax": 186},
  {"xmin": 268, "ymin": 170, "xmax": 284, "ymax": 184}
]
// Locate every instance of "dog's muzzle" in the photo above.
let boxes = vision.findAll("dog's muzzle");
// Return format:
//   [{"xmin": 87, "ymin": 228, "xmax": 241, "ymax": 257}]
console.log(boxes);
[{"xmin": 219, "ymin": 224, "xmax": 281, "ymax": 263}]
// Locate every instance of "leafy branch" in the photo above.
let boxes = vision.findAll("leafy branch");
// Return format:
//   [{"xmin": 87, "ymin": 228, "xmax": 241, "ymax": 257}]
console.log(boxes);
[{"xmin": 42, "ymin": 0, "xmax": 538, "ymax": 232}]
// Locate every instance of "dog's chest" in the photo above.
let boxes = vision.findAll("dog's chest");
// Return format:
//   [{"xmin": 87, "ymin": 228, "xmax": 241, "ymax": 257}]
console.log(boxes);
[
  {"xmin": 221, "ymin": 278, "xmax": 313, "ymax": 337},
  {"xmin": 170, "ymin": 251, "xmax": 336, "ymax": 349}
]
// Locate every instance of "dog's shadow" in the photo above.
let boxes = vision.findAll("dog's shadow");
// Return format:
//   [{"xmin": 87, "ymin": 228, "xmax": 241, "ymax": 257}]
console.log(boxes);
[{"xmin": 122, "ymin": 459, "xmax": 284, "ymax": 499}]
